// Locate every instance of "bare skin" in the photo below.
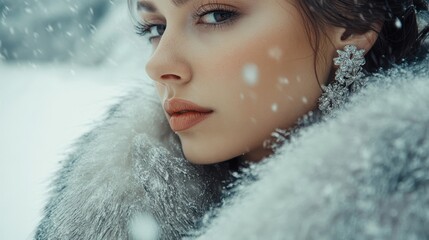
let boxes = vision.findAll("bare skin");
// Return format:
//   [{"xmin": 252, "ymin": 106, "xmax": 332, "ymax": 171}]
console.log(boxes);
[{"xmin": 137, "ymin": 0, "xmax": 379, "ymax": 164}]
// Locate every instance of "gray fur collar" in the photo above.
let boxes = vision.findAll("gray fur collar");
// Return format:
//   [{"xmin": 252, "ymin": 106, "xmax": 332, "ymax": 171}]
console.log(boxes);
[
  {"xmin": 196, "ymin": 60, "xmax": 429, "ymax": 239},
  {"xmin": 36, "ymin": 58, "xmax": 429, "ymax": 240},
  {"xmin": 35, "ymin": 84, "xmax": 233, "ymax": 239}
]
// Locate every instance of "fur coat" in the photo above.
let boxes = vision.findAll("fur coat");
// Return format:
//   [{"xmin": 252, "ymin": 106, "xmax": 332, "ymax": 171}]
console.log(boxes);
[{"xmin": 35, "ymin": 57, "xmax": 429, "ymax": 240}]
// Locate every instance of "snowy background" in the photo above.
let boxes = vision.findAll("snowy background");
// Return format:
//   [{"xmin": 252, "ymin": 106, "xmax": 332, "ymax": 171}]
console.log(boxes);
[{"xmin": 0, "ymin": 0, "xmax": 150, "ymax": 239}]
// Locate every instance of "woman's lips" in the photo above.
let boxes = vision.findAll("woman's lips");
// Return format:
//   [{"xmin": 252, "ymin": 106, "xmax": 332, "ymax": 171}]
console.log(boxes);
[
  {"xmin": 164, "ymin": 98, "xmax": 213, "ymax": 132},
  {"xmin": 169, "ymin": 111, "xmax": 213, "ymax": 132}
]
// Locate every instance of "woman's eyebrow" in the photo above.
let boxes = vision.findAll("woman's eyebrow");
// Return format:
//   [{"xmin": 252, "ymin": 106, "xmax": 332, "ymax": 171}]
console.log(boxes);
[
  {"xmin": 172, "ymin": 0, "xmax": 192, "ymax": 7},
  {"xmin": 137, "ymin": 1, "xmax": 157, "ymax": 12},
  {"xmin": 137, "ymin": 0, "xmax": 192, "ymax": 12}
]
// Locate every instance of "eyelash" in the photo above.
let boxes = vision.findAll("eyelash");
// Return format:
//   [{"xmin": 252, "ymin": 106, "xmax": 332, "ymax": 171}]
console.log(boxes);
[
  {"xmin": 135, "ymin": 3, "xmax": 240, "ymax": 43},
  {"xmin": 193, "ymin": 3, "xmax": 240, "ymax": 27},
  {"xmin": 135, "ymin": 22, "xmax": 160, "ymax": 41}
]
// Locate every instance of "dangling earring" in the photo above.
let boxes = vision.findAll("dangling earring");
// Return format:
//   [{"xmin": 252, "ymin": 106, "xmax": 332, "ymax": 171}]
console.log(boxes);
[{"xmin": 319, "ymin": 44, "xmax": 366, "ymax": 115}]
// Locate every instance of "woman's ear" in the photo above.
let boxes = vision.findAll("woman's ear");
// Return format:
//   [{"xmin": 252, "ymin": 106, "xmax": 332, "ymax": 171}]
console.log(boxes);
[{"xmin": 330, "ymin": 22, "xmax": 383, "ymax": 53}]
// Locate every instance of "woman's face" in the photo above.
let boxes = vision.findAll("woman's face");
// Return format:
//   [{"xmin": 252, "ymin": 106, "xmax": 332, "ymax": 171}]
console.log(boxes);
[{"xmin": 138, "ymin": 0, "xmax": 337, "ymax": 164}]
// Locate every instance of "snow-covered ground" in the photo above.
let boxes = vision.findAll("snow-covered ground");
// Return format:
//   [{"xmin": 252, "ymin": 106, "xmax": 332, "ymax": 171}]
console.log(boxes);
[{"xmin": 0, "ymin": 1, "xmax": 151, "ymax": 239}]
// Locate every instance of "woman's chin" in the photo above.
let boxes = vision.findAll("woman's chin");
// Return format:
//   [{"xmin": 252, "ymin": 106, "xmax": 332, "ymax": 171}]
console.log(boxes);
[
  {"xmin": 182, "ymin": 148, "xmax": 237, "ymax": 165},
  {"xmin": 184, "ymin": 153, "xmax": 229, "ymax": 165}
]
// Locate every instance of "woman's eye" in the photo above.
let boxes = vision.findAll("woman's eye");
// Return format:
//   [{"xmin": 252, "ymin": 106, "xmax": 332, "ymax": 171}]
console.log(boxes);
[
  {"xmin": 136, "ymin": 7, "xmax": 239, "ymax": 43},
  {"xmin": 198, "ymin": 10, "xmax": 238, "ymax": 25},
  {"xmin": 135, "ymin": 23, "xmax": 166, "ymax": 42},
  {"xmin": 149, "ymin": 25, "xmax": 166, "ymax": 37}
]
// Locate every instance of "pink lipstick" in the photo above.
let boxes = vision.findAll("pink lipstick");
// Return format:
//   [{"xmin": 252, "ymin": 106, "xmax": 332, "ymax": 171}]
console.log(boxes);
[{"xmin": 164, "ymin": 99, "xmax": 213, "ymax": 132}]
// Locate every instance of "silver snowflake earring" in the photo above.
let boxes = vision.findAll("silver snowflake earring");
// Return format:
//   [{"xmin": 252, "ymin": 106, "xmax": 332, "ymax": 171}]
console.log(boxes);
[{"xmin": 319, "ymin": 44, "xmax": 366, "ymax": 115}]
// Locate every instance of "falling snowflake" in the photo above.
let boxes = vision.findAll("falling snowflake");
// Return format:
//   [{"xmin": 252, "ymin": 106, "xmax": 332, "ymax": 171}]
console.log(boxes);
[
  {"xmin": 242, "ymin": 64, "xmax": 259, "ymax": 86},
  {"xmin": 129, "ymin": 213, "xmax": 160, "ymax": 240},
  {"xmin": 395, "ymin": 17, "xmax": 402, "ymax": 29},
  {"xmin": 268, "ymin": 47, "xmax": 283, "ymax": 61},
  {"xmin": 278, "ymin": 77, "xmax": 289, "ymax": 85},
  {"xmin": 271, "ymin": 103, "xmax": 278, "ymax": 112},
  {"xmin": 302, "ymin": 97, "xmax": 308, "ymax": 104}
]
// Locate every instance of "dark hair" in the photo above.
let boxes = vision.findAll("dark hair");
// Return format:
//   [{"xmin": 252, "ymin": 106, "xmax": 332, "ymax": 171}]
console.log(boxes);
[
  {"xmin": 298, "ymin": 0, "xmax": 429, "ymax": 73},
  {"xmin": 127, "ymin": 0, "xmax": 428, "ymax": 72}
]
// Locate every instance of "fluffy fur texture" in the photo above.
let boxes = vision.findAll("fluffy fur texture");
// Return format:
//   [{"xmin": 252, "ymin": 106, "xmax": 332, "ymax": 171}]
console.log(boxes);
[
  {"xmin": 36, "ymin": 58, "xmax": 429, "ymax": 240},
  {"xmin": 35, "ymin": 85, "xmax": 233, "ymax": 239},
  {"xmin": 195, "ymin": 59, "xmax": 429, "ymax": 239}
]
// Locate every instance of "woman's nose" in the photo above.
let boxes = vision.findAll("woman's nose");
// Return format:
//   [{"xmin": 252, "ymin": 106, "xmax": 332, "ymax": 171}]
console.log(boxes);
[{"xmin": 145, "ymin": 35, "xmax": 192, "ymax": 85}]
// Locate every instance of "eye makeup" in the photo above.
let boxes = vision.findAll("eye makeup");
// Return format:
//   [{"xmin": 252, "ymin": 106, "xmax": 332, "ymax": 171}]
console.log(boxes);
[{"xmin": 135, "ymin": 0, "xmax": 243, "ymax": 43}]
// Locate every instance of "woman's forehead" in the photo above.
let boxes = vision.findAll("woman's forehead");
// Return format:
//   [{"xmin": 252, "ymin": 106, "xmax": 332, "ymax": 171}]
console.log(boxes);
[{"xmin": 137, "ymin": 0, "xmax": 191, "ymax": 11}]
